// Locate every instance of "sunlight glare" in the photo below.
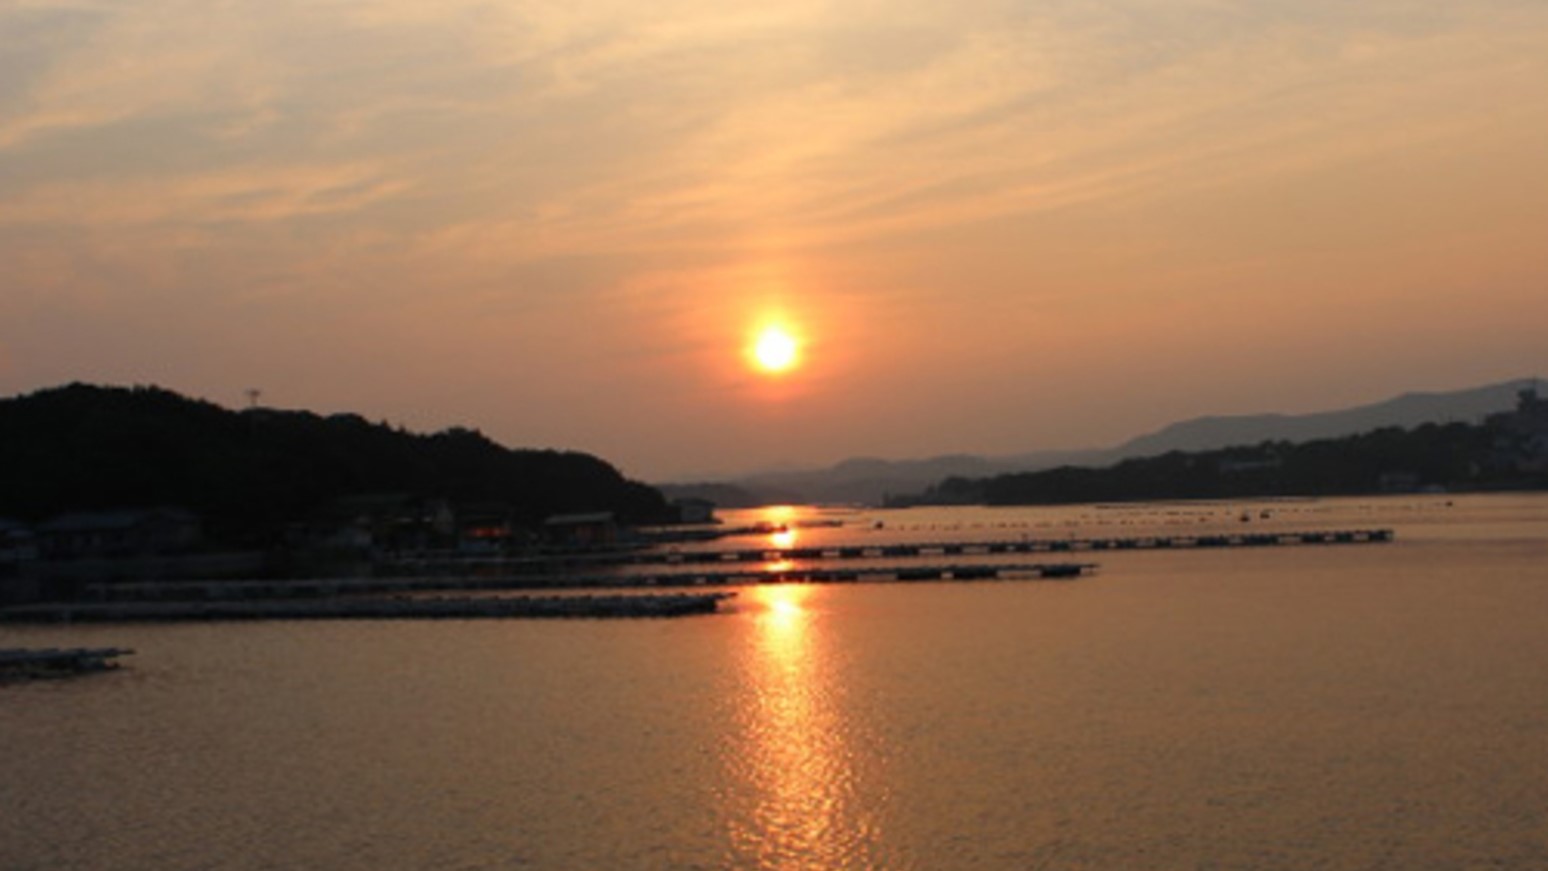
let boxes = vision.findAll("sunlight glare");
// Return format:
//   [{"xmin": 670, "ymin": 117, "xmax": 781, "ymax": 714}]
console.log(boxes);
[
  {"xmin": 751, "ymin": 325, "xmax": 799, "ymax": 374},
  {"xmin": 769, "ymin": 596, "xmax": 804, "ymax": 620},
  {"xmin": 754, "ymin": 584, "xmax": 812, "ymax": 627}
]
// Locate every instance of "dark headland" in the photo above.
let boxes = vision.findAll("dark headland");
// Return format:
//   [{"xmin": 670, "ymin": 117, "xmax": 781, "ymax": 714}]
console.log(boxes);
[{"xmin": 0, "ymin": 383, "xmax": 692, "ymax": 610}]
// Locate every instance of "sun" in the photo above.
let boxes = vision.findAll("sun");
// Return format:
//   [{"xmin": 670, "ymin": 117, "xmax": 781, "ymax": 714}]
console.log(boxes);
[{"xmin": 751, "ymin": 325, "xmax": 800, "ymax": 374}]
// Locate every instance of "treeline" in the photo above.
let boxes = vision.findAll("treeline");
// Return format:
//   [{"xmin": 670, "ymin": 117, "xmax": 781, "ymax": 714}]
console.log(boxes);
[
  {"xmin": 896, "ymin": 421, "xmax": 1539, "ymax": 506},
  {"xmin": 0, "ymin": 384, "xmax": 672, "ymax": 541}
]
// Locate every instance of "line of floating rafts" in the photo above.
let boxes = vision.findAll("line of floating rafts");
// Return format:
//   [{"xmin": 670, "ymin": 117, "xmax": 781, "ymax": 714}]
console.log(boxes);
[{"xmin": 0, "ymin": 647, "xmax": 134, "ymax": 679}]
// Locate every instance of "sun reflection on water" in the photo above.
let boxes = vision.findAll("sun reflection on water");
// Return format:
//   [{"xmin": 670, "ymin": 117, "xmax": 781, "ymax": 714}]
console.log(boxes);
[
  {"xmin": 725, "ymin": 585, "xmax": 881, "ymax": 869},
  {"xmin": 769, "ymin": 526, "xmax": 797, "ymax": 550}
]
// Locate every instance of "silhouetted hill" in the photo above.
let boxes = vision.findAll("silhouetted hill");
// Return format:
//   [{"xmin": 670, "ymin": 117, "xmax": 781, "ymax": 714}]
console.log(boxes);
[
  {"xmin": 729, "ymin": 454, "xmax": 1021, "ymax": 507},
  {"xmin": 654, "ymin": 482, "xmax": 772, "ymax": 510},
  {"xmin": 0, "ymin": 384, "xmax": 672, "ymax": 541},
  {"xmin": 1113, "ymin": 380, "xmax": 1534, "ymax": 458},
  {"xmin": 702, "ymin": 378, "xmax": 1537, "ymax": 505},
  {"xmin": 896, "ymin": 405, "xmax": 1546, "ymax": 506}
]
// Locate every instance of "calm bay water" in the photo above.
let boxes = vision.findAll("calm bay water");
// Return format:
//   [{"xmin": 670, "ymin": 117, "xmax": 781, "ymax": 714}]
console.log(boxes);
[{"xmin": 4, "ymin": 494, "xmax": 1548, "ymax": 870}]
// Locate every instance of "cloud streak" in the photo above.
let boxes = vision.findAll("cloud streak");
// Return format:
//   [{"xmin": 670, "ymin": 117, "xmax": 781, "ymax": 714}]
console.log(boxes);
[{"xmin": 6, "ymin": 2, "xmax": 1544, "ymax": 249}]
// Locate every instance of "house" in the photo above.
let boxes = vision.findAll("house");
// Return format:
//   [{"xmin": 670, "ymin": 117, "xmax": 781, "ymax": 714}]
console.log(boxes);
[
  {"xmin": 0, "ymin": 519, "xmax": 38, "ymax": 563},
  {"xmin": 0, "ymin": 519, "xmax": 42, "ymax": 604},
  {"xmin": 456, "ymin": 502, "xmax": 518, "ymax": 553},
  {"xmin": 310, "ymin": 494, "xmax": 457, "ymax": 554},
  {"xmin": 37, "ymin": 508, "xmax": 201, "ymax": 559},
  {"xmin": 1487, "ymin": 385, "xmax": 1548, "ymax": 473},
  {"xmin": 544, "ymin": 512, "xmax": 618, "ymax": 547}
]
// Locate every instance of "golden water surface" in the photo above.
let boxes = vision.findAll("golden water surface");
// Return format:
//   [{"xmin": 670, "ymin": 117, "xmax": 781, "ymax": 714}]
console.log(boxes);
[{"xmin": 3, "ymin": 494, "xmax": 1547, "ymax": 870}]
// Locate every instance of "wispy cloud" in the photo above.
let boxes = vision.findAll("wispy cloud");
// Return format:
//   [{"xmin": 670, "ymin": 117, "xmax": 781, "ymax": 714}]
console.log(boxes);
[
  {"xmin": 6, "ymin": 0, "xmax": 1544, "ymax": 252},
  {"xmin": 0, "ymin": 162, "xmax": 408, "ymax": 226},
  {"xmin": 3, "ymin": 0, "xmax": 1546, "ymax": 474}
]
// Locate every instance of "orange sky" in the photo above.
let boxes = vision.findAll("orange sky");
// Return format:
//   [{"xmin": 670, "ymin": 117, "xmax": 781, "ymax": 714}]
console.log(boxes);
[{"xmin": 2, "ymin": 1, "xmax": 1545, "ymax": 479}]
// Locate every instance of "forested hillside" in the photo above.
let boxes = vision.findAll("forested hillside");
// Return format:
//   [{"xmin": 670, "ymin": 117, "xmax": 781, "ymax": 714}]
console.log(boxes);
[
  {"xmin": 896, "ymin": 418, "xmax": 1544, "ymax": 507},
  {"xmin": 0, "ymin": 384, "xmax": 672, "ymax": 540}
]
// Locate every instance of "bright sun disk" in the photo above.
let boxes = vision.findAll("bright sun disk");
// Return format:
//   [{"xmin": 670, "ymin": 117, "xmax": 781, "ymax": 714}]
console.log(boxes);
[{"xmin": 752, "ymin": 326, "xmax": 799, "ymax": 374}]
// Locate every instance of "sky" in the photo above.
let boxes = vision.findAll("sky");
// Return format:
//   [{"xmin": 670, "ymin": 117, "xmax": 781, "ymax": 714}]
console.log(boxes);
[{"xmin": 2, "ymin": 0, "xmax": 1546, "ymax": 481}]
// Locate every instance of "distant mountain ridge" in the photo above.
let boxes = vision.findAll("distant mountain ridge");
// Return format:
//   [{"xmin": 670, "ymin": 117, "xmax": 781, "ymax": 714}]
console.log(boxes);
[
  {"xmin": 1113, "ymin": 381, "xmax": 1535, "ymax": 457},
  {"xmin": 685, "ymin": 377, "xmax": 1538, "ymax": 506}
]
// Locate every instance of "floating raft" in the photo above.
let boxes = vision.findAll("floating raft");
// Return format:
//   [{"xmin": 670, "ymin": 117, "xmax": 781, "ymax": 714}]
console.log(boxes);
[
  {"xmin": 605, "ymin": 561, "xmax": 1094, "ymax": 586},
  {"xmin": 0, "ymin": 593, "xmax": 735, "ymax": 623},
  {"xmin": 0, "ymin": 647, "xmax": 133, "ymax": 677},
  {"xmin": 428, "ymin": 527, "xmax": 1396, "ymax": 571},
  {"xmin": 631, "ymin": 528, "xmax": 1396, "ymax": 564},
  {"xmin": 77, "ymin": 561, "xmax": 1096, "ymax": 603}
]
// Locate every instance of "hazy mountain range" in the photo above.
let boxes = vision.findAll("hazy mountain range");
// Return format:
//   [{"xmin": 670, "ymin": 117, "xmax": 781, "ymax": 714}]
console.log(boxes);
[{"xmin": 659, "ymin": 377, "xmax": 1540, "ymax": 506}]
